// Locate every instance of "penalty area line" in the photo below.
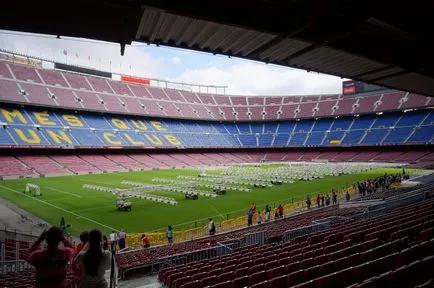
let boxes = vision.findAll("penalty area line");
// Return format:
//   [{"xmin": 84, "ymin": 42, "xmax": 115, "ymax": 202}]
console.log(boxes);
[{"xmin": 0, "ymin": 185, "xmax": 119, "ymax": 232}]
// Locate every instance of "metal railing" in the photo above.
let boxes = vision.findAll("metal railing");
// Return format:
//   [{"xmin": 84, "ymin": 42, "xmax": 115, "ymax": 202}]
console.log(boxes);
[
  {"xmin": 109, "ymin": 250, "xmax": 118, "ymax": 288},
  {"xmin": 0, "ymin": 260, "xmax": 33, "ymax": 275},
  {"xmin": 156, "ymin": 239, "xmax": 241, "ymax": 271},
  {"xmin": 241, "ymin": 230, "xmax": 266, "ymax": 247},
  {"xmin": 282, "ymin": 222, "xmax": 329, "ymax": 244}
]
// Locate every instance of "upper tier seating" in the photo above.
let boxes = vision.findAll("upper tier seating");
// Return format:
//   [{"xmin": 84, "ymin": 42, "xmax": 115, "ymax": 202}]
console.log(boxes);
[
  {"xmin": 0, "ymin": 105, "xmax": 432, "ymax": 149},
  {"xmin": 0, "ymin": 60, "xmax": 431, "ymax": 122}
]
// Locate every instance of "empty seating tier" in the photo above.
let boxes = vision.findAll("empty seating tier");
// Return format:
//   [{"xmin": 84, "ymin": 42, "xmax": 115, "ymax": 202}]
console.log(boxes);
[
  {"xmin": 0, "ymin": 105, "xmax": 432, "ymax": 151},
  {"xmin": 0, "ymin": 60, "xmax": 431, "ymax": 122},
  {"xmin": 158, "ymin": 198, "xmax": 434, "ymax": 288}
]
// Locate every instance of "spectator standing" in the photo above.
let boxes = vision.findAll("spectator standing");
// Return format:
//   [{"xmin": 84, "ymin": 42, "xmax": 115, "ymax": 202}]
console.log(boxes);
[
  {"xmin": 141, "ymin": 234, "xmax": 150, "ymax": 248},
  {"xmin": 316, "ymin": 194, "xmax": 321, "ymax": 208},
  {"xmin": 109, "ymin": 231, "xmax": 117, "ymax": 252},
  {"xmin": 25, "ymin": 227, "xmax": 74, "ymax": 288},
  {"xmin": 332, "ymin": 191, "xmax": 337, "ymax": 205},
  {"xmin": 320, "ymin": 194, "xmax": 325, "ymax": 207},
  {"xmin": 277, "ymin": 204, "xmax": 284, "ymax": 218},
  {"xmin": 325, "ymin": 194, "xmax": 330, "ymax": 207},
  {"xmin": 208, "ymin": 218, "xmax": 216, "ymax": 235},
  {"xmin": 345, "ymin": 191, "xmax": 351, "ymax": 201},
  {"xmin": 251, "ymin": 202, "xmax": 257, "ymax": 214},
  {"xmin": 257, "ymin": 211, "xmax": 263, "ymax": 224},
  {"xmin": 265, "ymin": 205, "xmax": 271, "ymax": 222},
  {"xmin": 167, "ymin": 225, "xmax": 174, "ymax": 246},
  {"xmin": 72, "ymin": 231, "xmax": 89, "ymax": 278},
  {"xmin": 306, "ymin": 195, "xmax": 311, "ymax": 209},
  {"xmin": 118, "ymin": 229, "xmax": 127, "ymax": 250},
  {"xmin": 247, "ymin": 209, "xmax": 253, "ymax": 226},
  {"xmin": 74, "ymin": 229, "xmax": 111, "ymax": 288}
]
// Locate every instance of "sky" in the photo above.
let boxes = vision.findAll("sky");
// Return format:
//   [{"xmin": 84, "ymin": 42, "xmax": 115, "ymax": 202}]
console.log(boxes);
[{"xmin": 0, "ymin": 30, "xmax": 345, "ymax": 96}]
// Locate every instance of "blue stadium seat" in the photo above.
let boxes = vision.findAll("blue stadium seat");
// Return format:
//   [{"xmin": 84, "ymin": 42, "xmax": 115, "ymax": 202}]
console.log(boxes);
[
  {"xmin": 224, "ymin": 123, "xmax": 238, "ymax": 134},
  {"xmin": 10, "ymin": 127, "xmax": 50, "ymax": 145},
  {"xmin": 305, "ymin": 132, "xmax": 326, "ymax": 146},
  {"xmin": 237, "ymin": 123, "xmax": 251, "ymax": 134},
  {"xmin": 71, "ymin": 129, "xmax": 104, "ymax": 146},
  {"xmin": 277, "ymin": 122, "xmax": 296, "ymax": 133},
  {"xmin": 264, "ymin": 123, "xmax": 278, "ymax": 134},
  {"xmin": 371, "ymin": 114, "xmax": 400, "ymax": 128},
  {"xmin": 406, "ymin": 126, "xmax": 433, "ymax": 144},
  {"xmin": 311, "ymin": 119, "xmax": 333, "ymax": 131},
  {"xmin": 85, "ymin": 115, "xmax": 113, "ymax": 129},
  {"xmin": 396, "ymin": 111, "xmax": 426, "ymax": 127},
  {"xmin": 0, "ymin": 105, "xmax": 432, "ymax": 148},
  {"xmin": 361, "ymin": 129, "xmax": 388, "ymax": 145},
  {"xmin": 330, "ymin": 118, "xmax": 353, "ymax": 130},
  {"xmin": 273, "ymin": 134, "xmax": 290, "ymax": 146},
  {"xmin": 383, "ymin": 127, "xmax": 413, "ymax": 144},
  {"xmin": 341, "ymin": 130, "xmax": 365, "ymax": 145},
  {"xmin": 293, "ymin": 120, "xmax": 314, "ymax": 132},
  {"xmin": 289, "ymin": 133, "xmax": 308, "ymax": 146},
  {"xmin": 421, "ymin": 112, "xmax": 434, "ymax": 125},
  {"xmin": 0, "ymin": 127, "xmax": 16, "ymax": 145},
  {"xmin": 258, "ymin": 135, "xmax": 273, "ymax": 146},
  {"xmin": 250, "ymin": 123, "xmax": 263, "ymax": 134},
  {"xmin": 239, "ymin": 135, "xmax": 257, "ymax": 146},
  {"xmin": 323, "ymin": 131, "xmax": 345, "ymax": 145},
  {"xmin": 351, "ymin": 116, "xmax": 375, "ymax": 130}
]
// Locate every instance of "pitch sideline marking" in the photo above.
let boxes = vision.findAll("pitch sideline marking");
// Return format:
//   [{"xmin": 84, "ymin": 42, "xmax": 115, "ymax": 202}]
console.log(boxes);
[
  {"xmin": 206, "ymin": 202, "xmax": 226, "ymax": 221},
  {"xmin": 0, "ymin": 185, "xmax": 119, "ymax": 232},
  {"xmin": 44, "ymin": 187, "xmax": 82, "ymax": 198}
]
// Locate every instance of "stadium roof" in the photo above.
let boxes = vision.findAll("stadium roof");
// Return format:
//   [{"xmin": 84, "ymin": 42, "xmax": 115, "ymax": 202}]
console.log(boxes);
[{"xmin": 2, "ymin": 0, "xmax": 434, "ymax": 96}]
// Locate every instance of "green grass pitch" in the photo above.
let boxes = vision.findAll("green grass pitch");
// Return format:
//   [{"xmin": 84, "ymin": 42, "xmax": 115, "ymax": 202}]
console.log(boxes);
[{"xmin": 0, "ymin": 166, "xmax": 407, "ymax": 236}]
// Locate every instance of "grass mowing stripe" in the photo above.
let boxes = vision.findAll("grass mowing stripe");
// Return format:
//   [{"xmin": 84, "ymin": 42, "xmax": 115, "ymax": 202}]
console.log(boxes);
[
  {"xmin": 72, "ymin": 205, "xmax": 115, "ymax": 213},
  {"xmin": 0, "ymin": 167, "xmax": 411, "ymax": 236},
  {"xmin": 44, "ymin": 187, "xmax": 82, "ymax": 198},
  {"xmin": 0, "ymin": 185, "xmax": 119, "ymax": 232}
]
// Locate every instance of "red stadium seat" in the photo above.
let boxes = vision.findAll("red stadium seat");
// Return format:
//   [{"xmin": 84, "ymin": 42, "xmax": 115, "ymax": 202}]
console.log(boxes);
[
  {"xmin": 233, "ymin": 276, "xmax": 249, "ymax": 288},
  {"xmin": 180, "ymin": 280, "xmax": 201, "ymax": 288},
  {"xmin": 270, "ymin": 275, "xmax": 288, "ymax": 288}
]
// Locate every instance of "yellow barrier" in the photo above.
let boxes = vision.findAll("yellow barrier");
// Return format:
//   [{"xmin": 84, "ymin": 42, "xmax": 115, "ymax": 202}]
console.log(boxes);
[{"xmin": 125, "ymin": 185, "xmax": 357, "ymax": 248}]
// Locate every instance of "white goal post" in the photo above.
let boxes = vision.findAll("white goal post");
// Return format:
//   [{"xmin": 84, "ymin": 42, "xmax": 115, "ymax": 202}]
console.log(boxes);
[{"xmin": 24, "ymin": 183, "xmax": 41, "ymax": 197}]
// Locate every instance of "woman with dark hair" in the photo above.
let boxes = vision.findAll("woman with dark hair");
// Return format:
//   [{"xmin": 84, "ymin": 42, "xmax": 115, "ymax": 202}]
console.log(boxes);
[
  {"xmin": 25, "ymin": 227, "xmax": 74, "ymax": 288},
  {"xmin": 74, "ymin": 229, "xmax": 111, "ymax": 288}
]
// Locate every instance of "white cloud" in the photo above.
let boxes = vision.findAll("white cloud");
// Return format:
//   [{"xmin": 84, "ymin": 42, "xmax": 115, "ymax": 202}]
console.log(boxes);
[
  {"xmin": 0, "ymin": 31, "xmax": 344, "ymax": 95},
  {"xmin": 170, "ymin": 61, "xmax": 344, "ymax": 95},
  {"xmin": 171, "ymin": 56, "xmax": 181, "ymax": 64},
  {"xmin": 0, "ymin": 31, "xmax": 165, "ymax": 78}
]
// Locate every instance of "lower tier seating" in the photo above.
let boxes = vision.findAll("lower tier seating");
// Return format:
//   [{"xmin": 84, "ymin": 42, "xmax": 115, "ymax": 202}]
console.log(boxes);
[
  {"xmin": 116, "ymin": 207, "xmax": 361, "ymax": 279},
  {"xmin": 159, "ymin": 198, "xmax": 434, "ymax": 288},
  {"xmin": 0, "ymin": 150, "xmax": 431, "ymax": 177}
]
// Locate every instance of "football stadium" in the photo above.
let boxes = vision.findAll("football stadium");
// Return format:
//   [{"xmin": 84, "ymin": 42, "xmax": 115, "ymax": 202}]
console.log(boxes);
[{"xmin": 0, "ymin": 2, "xmax": 434, "ymax": 288}]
